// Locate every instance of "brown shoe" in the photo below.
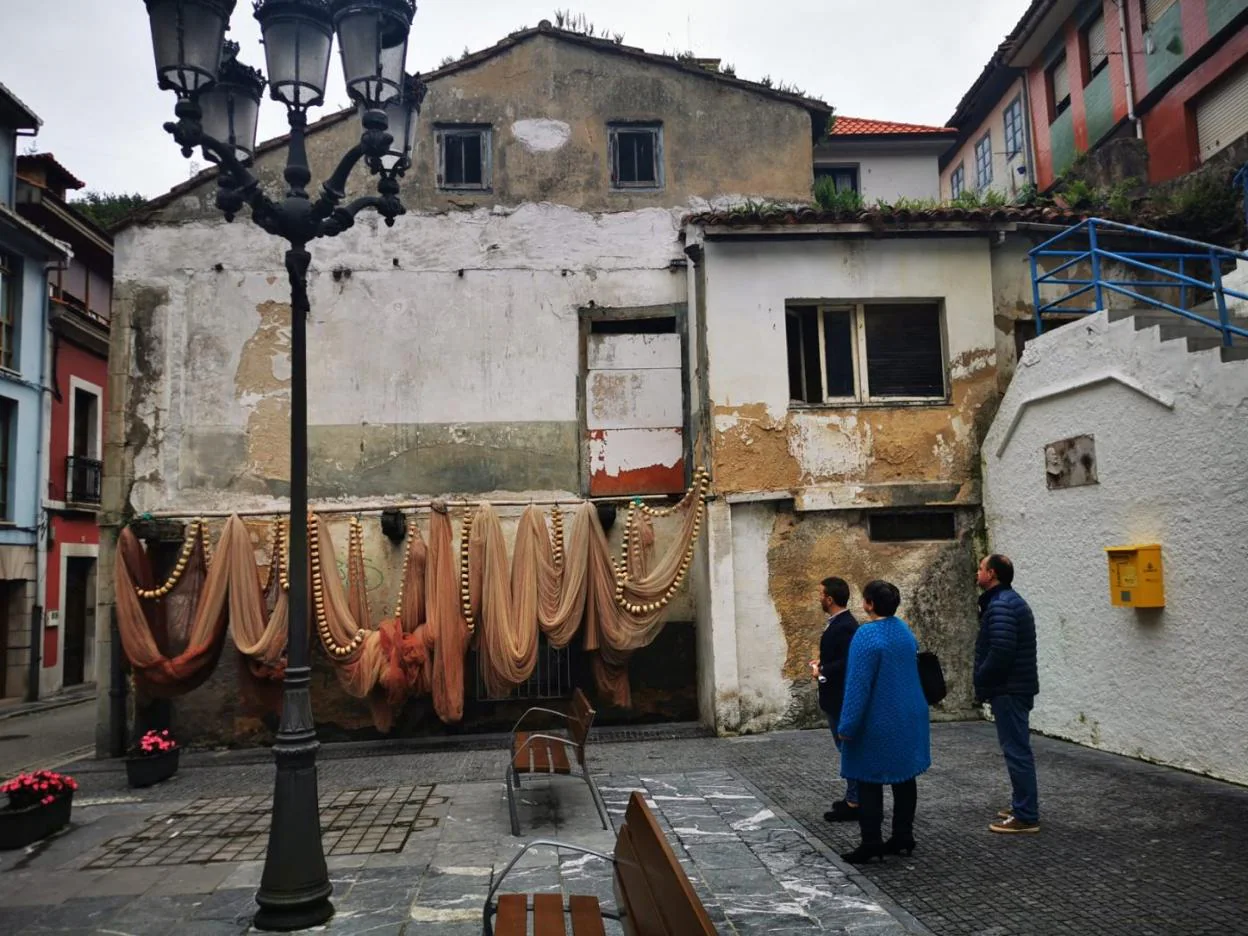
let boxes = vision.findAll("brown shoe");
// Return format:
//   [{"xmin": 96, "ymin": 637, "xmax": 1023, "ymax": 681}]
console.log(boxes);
[{"xmin": 989, "ymin": 816, "xmax": 1039, "ymax": 834}]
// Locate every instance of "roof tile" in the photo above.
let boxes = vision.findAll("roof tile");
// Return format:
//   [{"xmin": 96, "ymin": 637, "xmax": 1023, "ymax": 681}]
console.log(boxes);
[{"xmin": 830, "ymin": 116, "xmax": 955, "ymax": 136}]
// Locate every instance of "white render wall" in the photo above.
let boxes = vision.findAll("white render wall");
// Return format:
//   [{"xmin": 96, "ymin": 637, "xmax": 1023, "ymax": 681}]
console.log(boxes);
[
  {"xmin": 819, "ymin": 147, "xmax": 943, "ymax": 201},
  {"xmin": 114, "ymin": 202, "xmax": 690, "ymax": 513},
  {"xmin": 983, "ymin": 311, "xmax": 1248, "ymax": 784},
  {"xmin": 700, "ymin": 235, "xmax": 997, "ymax": 728}
]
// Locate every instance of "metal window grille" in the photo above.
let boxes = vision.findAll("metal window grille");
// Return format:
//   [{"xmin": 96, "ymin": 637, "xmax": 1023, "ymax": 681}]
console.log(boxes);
[
  {"xmin": 475, "ymin": 635, "xmax": 573, "ymax": 702},
  {"xmin": 67, "ymin": 455, "xmax": 103, "ymax": 506}
]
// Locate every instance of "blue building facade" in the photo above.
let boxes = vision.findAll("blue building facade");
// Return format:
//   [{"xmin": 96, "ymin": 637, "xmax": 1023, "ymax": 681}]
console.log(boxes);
[{"xmin": 0, "ymin": 82, "xmax": 68, "ymax": 699}]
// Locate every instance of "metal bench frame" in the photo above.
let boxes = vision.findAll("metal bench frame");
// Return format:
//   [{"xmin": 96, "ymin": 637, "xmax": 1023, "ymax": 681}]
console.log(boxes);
[
  {"xmin": 506, "ymin": 701, "xmax": 610, "ymax": 836},
  {"xmin": 481, "ymin": 838, "xmax": 621, "ymax": 936}
]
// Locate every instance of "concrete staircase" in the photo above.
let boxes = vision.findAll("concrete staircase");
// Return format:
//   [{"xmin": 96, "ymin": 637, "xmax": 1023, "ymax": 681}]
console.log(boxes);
[{"xmin": 1106, "ymin": 307, "xmax": 1248, "ymax": 363}]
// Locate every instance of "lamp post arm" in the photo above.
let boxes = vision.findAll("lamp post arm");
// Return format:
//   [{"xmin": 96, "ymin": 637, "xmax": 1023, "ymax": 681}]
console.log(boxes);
[
  {"xmin": 319, "ymin": 195, "xmax": 386, "ymax": 238},
  {"xmin": 313, "ymin": 144, "xmax": 368, "ymax": 221}
]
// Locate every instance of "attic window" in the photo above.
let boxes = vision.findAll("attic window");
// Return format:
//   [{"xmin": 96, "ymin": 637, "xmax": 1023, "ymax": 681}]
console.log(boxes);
[
  {"xmin": 609, "ymin": 123, "xmax": 663, "ymax": 190},
  {"xmin": 437, "ymin": 125, "xmax": 491, "ymax": 190},
  {"xmin": 1047, "ymin": 53, "xmax": 1071, "ymax": 121}
]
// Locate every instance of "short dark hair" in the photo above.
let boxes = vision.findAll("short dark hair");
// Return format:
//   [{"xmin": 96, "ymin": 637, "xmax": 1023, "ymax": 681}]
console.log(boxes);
[
  {"xmin": 862, "ymin": 580, "xmax": 901, "ymax": 617},
  {"xmin": 985, "ymin": 554, "xmax": 1015, "ymax": 587},
  {"xmin": 821, "ymin": 577, "xmax": 850, "ymax": 607}
]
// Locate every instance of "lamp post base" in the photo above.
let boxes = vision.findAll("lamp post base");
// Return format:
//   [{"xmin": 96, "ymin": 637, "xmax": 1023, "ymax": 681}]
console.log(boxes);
[{"xmin": 252, "ymin": 670, "xmax": 333, "ymax": 932}]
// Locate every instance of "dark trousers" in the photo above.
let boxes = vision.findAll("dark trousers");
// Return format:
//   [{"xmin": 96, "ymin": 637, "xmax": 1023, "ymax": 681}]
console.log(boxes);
[
  {"xmin": 991, "ymin": 693, "xmax": 1039, "ymax": 823},
  {"xmin": 856, "ymin": 777, "xmax": 917, "ymax": 846}
]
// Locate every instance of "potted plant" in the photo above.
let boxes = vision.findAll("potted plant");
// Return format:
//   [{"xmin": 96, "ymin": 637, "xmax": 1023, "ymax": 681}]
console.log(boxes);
[
  {"xmin": 0, "ymin": 770, "xmax": 77, "ymax": 850},
  {"xmin": 126, "ymin": 729, "xmax": 181, "ymax": 788}
]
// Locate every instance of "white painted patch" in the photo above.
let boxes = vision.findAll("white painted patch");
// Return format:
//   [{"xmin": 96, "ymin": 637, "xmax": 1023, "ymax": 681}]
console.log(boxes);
[
  {"xmin": 588, "ymin": 333, "xmax": 681, "ymax": 370},
  {"xmin": 730, "ymin": 808, "xmax": 777, "ymax": 831},
  {"xmin": 511, "ymin": 118, "xmax": 572, "ymax": 152},
  {"xmin": 586, "ymin": 370, "xmax": 683, "ymax": 429},
  {"xmin": 983, "ymin": 309, "xmax": 1248, "ymax": 785},
  {"xmin": 587, "ymin": 428, "xmax": 683, "ymax": 474}
]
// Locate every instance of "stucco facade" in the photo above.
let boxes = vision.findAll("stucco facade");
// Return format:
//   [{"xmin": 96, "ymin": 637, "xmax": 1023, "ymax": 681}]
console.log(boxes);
[
  {"xmin": 685, "ymin": 225, "xmax": 1014, "ymax": 732},
  {"xmin": 100, "ymin": 28, "xmax": 825, "ymax": 747},
  {"xmin": 983, "ymin": 309, "xmax": 1248, "ymax": 784},
  {"xmin": 941, "ymin": 76, "xmax": 1033, "ymax": 200}
]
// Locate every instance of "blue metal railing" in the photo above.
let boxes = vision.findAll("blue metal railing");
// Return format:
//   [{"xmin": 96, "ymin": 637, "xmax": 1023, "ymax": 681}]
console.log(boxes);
[{"xmin": 1029, "ymin": 217, "xmax": 1248, "ymax": 348}]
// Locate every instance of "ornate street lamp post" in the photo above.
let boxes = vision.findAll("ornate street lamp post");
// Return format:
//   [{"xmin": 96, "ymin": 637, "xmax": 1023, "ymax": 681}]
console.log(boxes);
[{"xmin": 140, "ymin": 1, "xmax": 424, "ymax": 929}]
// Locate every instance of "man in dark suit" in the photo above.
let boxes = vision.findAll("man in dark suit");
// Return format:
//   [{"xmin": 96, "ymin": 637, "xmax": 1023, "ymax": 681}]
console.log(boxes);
[{"xmin": 812, "ymin": 576, "xmax": 860, "ymax": 822}]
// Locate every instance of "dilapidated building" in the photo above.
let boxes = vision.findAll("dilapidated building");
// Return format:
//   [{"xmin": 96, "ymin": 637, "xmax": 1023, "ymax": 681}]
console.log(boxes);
[{"xmin": 102, "ymin": 22, "xmax": 1077, "ymax": 746}]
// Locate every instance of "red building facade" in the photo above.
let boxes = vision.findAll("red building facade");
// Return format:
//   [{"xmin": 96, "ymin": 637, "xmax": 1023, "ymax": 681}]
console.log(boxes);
[{"xmin": 16, "ymin": 154, "xmax": 110, "ymax": 696}]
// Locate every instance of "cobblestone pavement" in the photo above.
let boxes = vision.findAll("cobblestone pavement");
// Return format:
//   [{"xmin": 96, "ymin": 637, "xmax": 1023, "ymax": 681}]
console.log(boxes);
[{"xmin": 4, "ymin": 721, "xmax": 1247, "ymax": 934}]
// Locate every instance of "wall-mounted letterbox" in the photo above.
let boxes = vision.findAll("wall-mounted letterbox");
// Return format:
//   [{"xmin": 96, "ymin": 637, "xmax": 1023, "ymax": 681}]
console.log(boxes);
[{"xmin": 1105, "ymin": 544, "xmax": 1164, "ymax": 608}]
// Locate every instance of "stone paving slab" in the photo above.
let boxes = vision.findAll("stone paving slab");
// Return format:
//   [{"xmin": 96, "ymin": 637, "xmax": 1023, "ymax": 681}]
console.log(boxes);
[{"xmin": 0, "ymin": 766, "xmax": 908, "ymax": 935}]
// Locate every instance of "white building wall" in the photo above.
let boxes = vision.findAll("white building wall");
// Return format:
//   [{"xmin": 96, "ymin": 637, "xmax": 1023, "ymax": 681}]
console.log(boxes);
[
  {"xmin": 983, "ymin": 311, "xmax": 1248, "ymax": 784},
  {"xmin": 820, "ymin": 148, "xmax": 943, "ymax": 202},
  {"xmin": 114, "ymin": 202, "xmax": 691, "ymax": 513},
  {"xmin": 699, "ymin": 235, "xmax": 998, "ymax": 728}
]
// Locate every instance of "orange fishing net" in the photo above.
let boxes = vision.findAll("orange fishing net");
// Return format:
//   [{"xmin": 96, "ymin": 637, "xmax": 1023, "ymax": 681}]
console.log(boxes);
[{"xmin": 114, "ymin": 471, "xmax": 709, "ymax": 724}]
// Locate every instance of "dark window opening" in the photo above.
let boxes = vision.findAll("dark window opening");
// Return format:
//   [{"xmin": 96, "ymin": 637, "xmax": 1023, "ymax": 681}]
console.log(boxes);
[
  {"xmin": 814, "ymin": 166, "xmax": 860, "ymax": 195},
  {"xmin": 786, "ymin": 306, "xmax": 824, "ymax": 403},
  {"xmin": 590, "ymin": 316, "xmax": 676, "ymax": 334},
  {"xmin": 864, "ymin": 304, "xmax": 945, "ymax": 397},
  {"xmin": 0, "ymin": 251, "xmax": 16, "ymax": 372},
  {"xmin": 610, "ymin": 124, "xmax": 662, "ymax": 189},
  {"xmin": 438, "ymin": 128, "xmax": 489, "ymax": 189},
  {"xmin": 869, "ymin": 511, "xmax": 957, "ymax": 542}
]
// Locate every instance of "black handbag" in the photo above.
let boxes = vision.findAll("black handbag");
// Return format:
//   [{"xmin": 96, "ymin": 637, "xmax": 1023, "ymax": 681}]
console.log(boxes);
[{"xmin": 917, "ymin": 651, "xmax": 947, "ymax": 706}]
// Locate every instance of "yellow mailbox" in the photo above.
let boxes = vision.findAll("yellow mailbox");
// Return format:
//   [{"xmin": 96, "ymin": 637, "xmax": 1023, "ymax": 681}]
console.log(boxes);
[{"xmin": 1105, "ymin": 544, "xmax": 1165, "ymax": 608}]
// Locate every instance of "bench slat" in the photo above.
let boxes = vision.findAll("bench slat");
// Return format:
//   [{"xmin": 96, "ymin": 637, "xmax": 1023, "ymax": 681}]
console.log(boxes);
[
  {"xmin": 613, "ymin": 824, "xmax": 671, "ymax": 936},
  {"xmin": 496, "ymin": 894, "xmax": 528, "ymax": 936},
  {"xmin": 621, "ymin": 792, "xmax": 717, "ymax": 936},
  {"xmin": 533, "ymin": 893, "xmax": 567, "ymax": 936},
  {"xmin": 569, "ymin": 895, "xmax": 607, "ymax": 936}
]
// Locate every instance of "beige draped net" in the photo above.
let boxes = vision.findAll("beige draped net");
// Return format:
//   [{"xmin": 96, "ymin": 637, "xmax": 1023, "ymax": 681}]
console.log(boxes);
[{"xmin": 114, "ymin": 470, "xmax": 708, "ymax": 726}]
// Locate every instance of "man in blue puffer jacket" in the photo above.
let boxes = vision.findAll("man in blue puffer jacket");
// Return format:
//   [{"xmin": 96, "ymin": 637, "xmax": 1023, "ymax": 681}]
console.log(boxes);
[{"xmin": 974, "ymin": 554, "xmax": 1040, "ymax": 834}]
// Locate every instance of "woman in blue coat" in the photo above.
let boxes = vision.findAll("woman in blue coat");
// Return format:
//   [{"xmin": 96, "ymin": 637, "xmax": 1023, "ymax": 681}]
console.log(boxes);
[{"xmin": 836, "ymin": 580, "xmax": 931, "ymax": 863}]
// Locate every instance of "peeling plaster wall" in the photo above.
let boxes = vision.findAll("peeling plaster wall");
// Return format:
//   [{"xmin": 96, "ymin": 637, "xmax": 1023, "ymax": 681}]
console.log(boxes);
[
  {"xmin": 113, "ymin": 204, "xmax": 691, "ymax": 512},
  {"xmin": 697, "ymin": 234, "xmax": 999, "ymax": 731},
  {"xmin": 984, "ymin": 311, "xmax": 1248, "ymax": 784}
]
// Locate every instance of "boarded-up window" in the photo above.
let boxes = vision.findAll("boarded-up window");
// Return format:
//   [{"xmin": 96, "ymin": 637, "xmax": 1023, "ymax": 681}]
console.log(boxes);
[
  {"xmin": 785, "ymin": 302, "xmax": 946, "ymax": 404},
  {"xmin": 869, "ymin": 511, "xmax": 957, "ymax": 542},
  {"xmin": 584, "ymin": 318, "xmax": 684, "ymax": 495}
]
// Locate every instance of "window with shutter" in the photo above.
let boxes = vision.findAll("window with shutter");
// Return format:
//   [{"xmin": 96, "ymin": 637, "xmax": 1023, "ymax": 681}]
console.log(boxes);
[
  {"xmin": 1083, "ymin": 13, "xmax": 1108, "ymax": 81},
  {"xmin": 1048, "ymin": 53, "xmax": 1071, "ymax": 120},
  {"xmin": 1144, "ymin": 0, "xmax": 1178, "ymax": 28}
]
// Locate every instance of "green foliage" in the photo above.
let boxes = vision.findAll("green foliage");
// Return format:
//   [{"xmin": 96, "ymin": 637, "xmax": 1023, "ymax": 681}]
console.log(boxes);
[
  {"xmin": 69, "ymin": 192, "xmax": 148, "ymax": 231},
  {"xmin": 952, "ymin": 189, "xmax": 983, "ymax": 208},
  {"xmin": 981, "ymin": 189, "xmax": 1008, "ymax": 208},
  {"xmin": 720, "ymin": 62, "xmax": 736, "ymax": 77},
  {"xmin": 552, "ymin": 9, "xmax": 622, "ymax": 42},
  {"xmin": 813, "ymin": 176, "xmax": 862, "ymax": 212},
  {"xmin": 1062, "ymin": 179, "xmax": 1096, "ymax": 209},
  {"xmin": 758, "ymin": 74, "xmax": 773, "ymax": 89}
]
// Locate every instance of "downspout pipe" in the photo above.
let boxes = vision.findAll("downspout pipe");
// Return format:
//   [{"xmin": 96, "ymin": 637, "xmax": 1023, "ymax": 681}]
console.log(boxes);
[{"xmin": 1114, "ymin": 0, "xmax": 1143, "ymax": 138}]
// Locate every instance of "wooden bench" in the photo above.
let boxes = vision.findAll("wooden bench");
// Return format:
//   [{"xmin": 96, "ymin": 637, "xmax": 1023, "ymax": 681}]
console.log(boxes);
[
  {"xmin": 484, "ymin": 790, "xmax": 717, "ymax": 936},
  {"xmin": 506, "ymin": 688, "xmax": 609, "ymax": 836}
]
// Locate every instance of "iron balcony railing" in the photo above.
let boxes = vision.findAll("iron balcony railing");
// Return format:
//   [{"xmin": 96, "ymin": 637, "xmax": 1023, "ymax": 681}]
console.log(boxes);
[
  {"xmin": 1029, "ymin": 217, "xmax": 1248, "ymax": 347},
  {"xmin": 66, "ymin": 455, "xmax": 102, "ymax": 507}
]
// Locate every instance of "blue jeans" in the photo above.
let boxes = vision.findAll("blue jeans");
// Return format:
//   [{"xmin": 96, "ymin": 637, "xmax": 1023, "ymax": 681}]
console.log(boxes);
[
  {"xmin": 829, "ymin": 719, "xmax": 860, "ymax": 804},
  {"xmin": 991, "ymin": 694, "xmax": 1039, "ymax": 823}
]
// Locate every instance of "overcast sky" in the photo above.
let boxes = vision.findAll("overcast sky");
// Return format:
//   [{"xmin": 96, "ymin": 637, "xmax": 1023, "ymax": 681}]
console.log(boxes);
[{"xmin": 3, "ymin": 0, "xmax": 1028, "ymax": 198}]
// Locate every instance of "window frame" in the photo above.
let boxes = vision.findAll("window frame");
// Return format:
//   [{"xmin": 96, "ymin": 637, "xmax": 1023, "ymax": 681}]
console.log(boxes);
[
  {"xmin": 0, "ymin": 251, "xmax": 17, "ymax": 373},
  {"xmin": 1081, "ymin": 11, "xmax": 1109, "ymax": 84},
  {"xmin": 1003, "ymin": 95, "xmax": 1025, "ymax": 160},
  {"xmin": 785, "ymin": 301, "xmax": 949, "ymax": 407},
  {"xmin": 974, "ymin": 132, "xmax": 994, "ymax": 189},
  {"xmin": 0, "ymin": 396, "xmax": 13, "ymax": 521},
  {"xmin": 1142, "ymin": 0, "xmax": 1178, "ymax": 30},
  {"xmin": 608, "ymin": 122, "xmax": 664, "ymax": 191},
  {"xmin": 1047, "ymin": 52, "xmax": 1072, "ymax": 122},
  {"xmin": 435, "ymin": 124, "xmax": 493, "ymax": 191},
  {"xmin": 950, "ymin": 163, "xmax": 966, "ymax": 198},
  {"xmin": 814, "ymin": 164, "xmax": 861, "ymax": 195}
]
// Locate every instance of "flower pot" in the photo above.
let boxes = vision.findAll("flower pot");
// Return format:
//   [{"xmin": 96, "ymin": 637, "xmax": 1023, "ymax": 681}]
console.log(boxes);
[
  {"xmin": 0, "ymin": 792, "xmax": 73, "ymax": 850},
  {"xmin": 126, "ymin": 748, "xmax": 180, "ymax": 788}
]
